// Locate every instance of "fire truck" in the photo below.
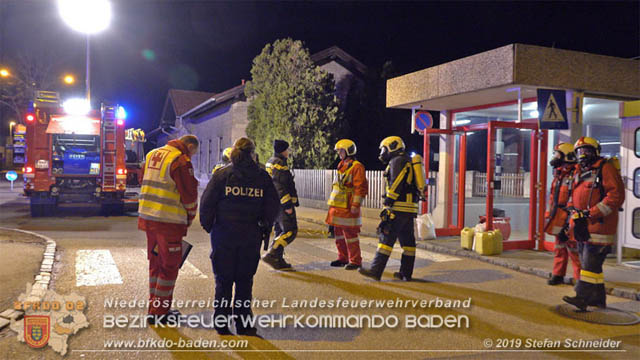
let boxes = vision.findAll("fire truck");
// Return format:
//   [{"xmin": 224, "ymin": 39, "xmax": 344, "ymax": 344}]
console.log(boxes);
[
  {"xmin": 124, "ymin": 128, "xmax": 146, "ymax": 186},
  {"xmin": 23, "ymin": 91, "xmax": 128, "ymax": 216}
]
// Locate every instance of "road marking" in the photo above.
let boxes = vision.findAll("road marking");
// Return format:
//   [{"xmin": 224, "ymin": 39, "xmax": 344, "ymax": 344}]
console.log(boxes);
[
  {"xmin": 139, "ymin": 250, "xmax": 208, "ymax": 279},
  {"xmin": 310, "ymin": 241, "xmax": 401, "ymax": 266},
  {"xmin": 75, "ymin": 250, "xmax": 123, "ymax": 287},
  {"xmin": 311, "ymin": 241, "xmax": 460, "ymax": 264}
]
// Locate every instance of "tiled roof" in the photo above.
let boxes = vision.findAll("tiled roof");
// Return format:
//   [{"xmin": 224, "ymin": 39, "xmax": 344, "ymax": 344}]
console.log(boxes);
[
  {"xmin": 168, "ymin": 89, "xmax": 215, "ymax": 116},
  {"xmin": 311, "ymin": 46, "xmax": 368, "ymax": 77}
]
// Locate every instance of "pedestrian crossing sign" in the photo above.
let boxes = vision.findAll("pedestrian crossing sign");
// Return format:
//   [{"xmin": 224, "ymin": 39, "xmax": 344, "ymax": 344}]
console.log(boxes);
[{"xmin": 537, "ymin": 89, "xmax": 568, "ymax": 129}]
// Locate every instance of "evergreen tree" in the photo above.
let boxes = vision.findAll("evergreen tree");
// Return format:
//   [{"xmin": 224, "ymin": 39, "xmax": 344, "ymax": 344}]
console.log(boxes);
[{"xmin": 245, "ymin": 38, "xmax": 340, "ymax": 169}]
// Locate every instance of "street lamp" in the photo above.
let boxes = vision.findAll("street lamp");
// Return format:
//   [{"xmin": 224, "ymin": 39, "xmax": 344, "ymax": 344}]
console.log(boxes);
[
  {"xmin": 63, "ymin": 74, "xmax": 75, "ymax": 85},
  {"xmin": 57, "ymin": 0, "xmax": 111, "ymax": 104},
  {"xmin": 0, "ymin": 68, "xmax": 9, "ymax": 78}
]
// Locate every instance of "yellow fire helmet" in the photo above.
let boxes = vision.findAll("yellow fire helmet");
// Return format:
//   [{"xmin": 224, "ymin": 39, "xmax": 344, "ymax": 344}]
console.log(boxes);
[
  {"xmin": 574, "ymin": 136, "xmax": 601, "ymax": 157},
  {"xmin": 379, "ymin": 136, "xmax": 405, "ymax": 153},
  {"xmin": 335, "ymin": 139, "xmax": 357, "ymax": 156},
  {"xmin": 221, "ymin": 147, "xmax": 233, "ymax": 162},
  {"xmin": 554, "ymin": 142, "xmax": 576, "ymax": 163}
]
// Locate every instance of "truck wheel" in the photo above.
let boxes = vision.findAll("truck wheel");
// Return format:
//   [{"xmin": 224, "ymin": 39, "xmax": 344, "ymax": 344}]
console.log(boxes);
[
  {"xmin": 30, "ymin": 204, "xmax": 43, "ymax": 217},
  {"xmin": 101, "ymin": 203, "xmax": 124, "ymax": 216}
]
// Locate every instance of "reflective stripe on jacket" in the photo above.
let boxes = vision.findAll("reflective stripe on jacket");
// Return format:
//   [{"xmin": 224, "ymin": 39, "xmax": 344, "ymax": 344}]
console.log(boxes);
[
  {"xmin": 384, "ymin": 154, "xmax": 418, "ymax": 214},
  {"xmin": 568, "ymin": 158, "xmax": 625, "ymax": 244},
  {"xmin": 139, "ymin": 145, "xmax": 188, "ymax": 224},
  {"xmin": 326, "ymin": 158, "xmax": 368, "ymax": 228}
]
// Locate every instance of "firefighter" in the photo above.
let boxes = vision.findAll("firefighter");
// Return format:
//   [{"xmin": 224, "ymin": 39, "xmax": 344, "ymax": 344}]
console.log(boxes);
[
  {"xmin": 138, "ymin": 135, "xmax": 200, "ymax": 325},
  {"xmin": 262, "ymin": 140, "xmax": 299, "ymax": 269},
  {"xmin": 200, "ymin": 137, "xmax": 279, "ymax": 336},
  {"xmin": 359, "ymin": 136, "xmax": 417, "ymax": 281},
  {"xmin": 326, "ymin": 139, "xmax": 368, "ymax": 270},
  {"xmin": 212, "ymin": 147, "xmax": 233, "ymax": 174},
  {"xmin": 546, "ymin": 142, "xmax": 581, "ymax": 285},
  {"xmin": 563, "ymin": 137, "xmax": 625, "ymax": 310}
]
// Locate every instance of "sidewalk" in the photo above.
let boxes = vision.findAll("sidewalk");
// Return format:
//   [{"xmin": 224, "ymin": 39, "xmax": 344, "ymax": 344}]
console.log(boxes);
[{"xmin": 295, "ymin": 206, "xmax": 640, "ymax": 301}]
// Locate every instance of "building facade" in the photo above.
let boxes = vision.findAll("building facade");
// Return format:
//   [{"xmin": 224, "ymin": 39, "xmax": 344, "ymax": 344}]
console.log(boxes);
[{"xmin": 150, "ymin": 46, "xmax": 368, "ymax": 183}]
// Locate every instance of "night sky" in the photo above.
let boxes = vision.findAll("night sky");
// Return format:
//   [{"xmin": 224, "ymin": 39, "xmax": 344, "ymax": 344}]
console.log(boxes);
[{"xmin": 1, "ymin": 0, "xmax": 638, "ymax": 132}]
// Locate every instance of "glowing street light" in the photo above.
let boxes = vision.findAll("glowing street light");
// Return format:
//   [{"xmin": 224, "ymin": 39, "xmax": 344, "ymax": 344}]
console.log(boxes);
[
  {"xmin": 57, "ymin": 0, "xmax": 112, "ymax": 104},
  {"xmin": 0, "ymin": 68, "xmax": 9, "ymax": 77},
  {"xmin": 63, "ymin": 74, "xmax": 75, "ymax": 85}
]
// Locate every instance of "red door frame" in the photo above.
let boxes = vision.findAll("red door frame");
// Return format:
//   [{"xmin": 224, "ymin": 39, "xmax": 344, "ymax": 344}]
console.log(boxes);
[
  {"xmin": 423, "ymin": 128, "xmax": 467, "ymax": 236},
  {"xmin": 425, "ymin": 120, "xmax": 548, "ymax": 250}
]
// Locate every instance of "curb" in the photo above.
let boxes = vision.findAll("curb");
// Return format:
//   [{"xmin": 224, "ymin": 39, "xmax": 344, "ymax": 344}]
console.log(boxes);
[
  {"xmin": 298, "ymin": 217, "xmax": 640, "ymax": 302},
  {"xmin": 0, "ymin": 227, "xmax": 57, "ymax": 330}
]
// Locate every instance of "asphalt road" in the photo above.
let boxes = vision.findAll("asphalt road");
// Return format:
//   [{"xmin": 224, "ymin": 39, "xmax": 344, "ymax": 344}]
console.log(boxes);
[{"xmin": 0, "ymin": 184, "xmax": 639, "ymax": 360}]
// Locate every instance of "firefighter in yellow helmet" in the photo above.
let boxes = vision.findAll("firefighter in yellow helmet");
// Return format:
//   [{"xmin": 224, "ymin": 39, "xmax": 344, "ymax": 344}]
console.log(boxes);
[
  {"xmin": 562, "ymin": 137, "xmax": 624, "ymax": 310},
  {"xmin": 545, "ymin": 142, "xmax": 580, "ymax": 285},
  {"xmin": 360, "ymin": 136, "xmax": 417, "ymax": 281},
  {"xmin": 212, "ymin": 147, "xmax": 233, "ymax": 174},
  {"xmin": 326, "ymin": 139, "xmax": 368, "ymax": 269}
]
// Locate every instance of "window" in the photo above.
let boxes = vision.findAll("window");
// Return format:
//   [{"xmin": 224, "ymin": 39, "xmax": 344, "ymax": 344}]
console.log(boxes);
[
  {"xmin": 635, "ymin": 168, "xmax": 640, "ymax": 198},
  {"xmin": 582, "ymin": 97, "xmax": 622, "ymax": 158},
  {"xmin": 636, "ymin": 128, "xmax": 640, "ymax": 157},
  {"xmin": 634, "ymin": 208, "xmax": 640, "ymax": 239}
]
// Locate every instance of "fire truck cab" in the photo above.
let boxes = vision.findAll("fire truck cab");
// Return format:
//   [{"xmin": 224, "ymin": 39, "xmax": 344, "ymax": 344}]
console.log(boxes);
[{"xmin": 24, "ymin": 91, "xmax": 127, "ymax": 216}]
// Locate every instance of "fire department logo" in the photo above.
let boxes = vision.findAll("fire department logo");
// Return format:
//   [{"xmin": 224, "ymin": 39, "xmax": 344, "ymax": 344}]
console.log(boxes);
[
  {"xmin": 148, "ymin": 149, "xmax": 169, "ymax": 170},
  {"xmin": 24, "ymin": 315, "xmax": 50, "ymax": 348}
]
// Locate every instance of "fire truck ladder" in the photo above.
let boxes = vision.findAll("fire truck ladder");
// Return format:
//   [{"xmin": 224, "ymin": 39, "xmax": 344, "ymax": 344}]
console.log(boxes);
[{"xmin": 101, "ymin": 104, "xmax": 117, "ymax": 191}]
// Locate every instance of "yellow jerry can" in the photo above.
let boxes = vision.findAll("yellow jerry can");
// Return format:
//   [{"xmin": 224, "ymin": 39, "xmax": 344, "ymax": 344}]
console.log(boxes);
[
  {"xmin": 460, "ymin": 227, "xmax": 475, "ymax": 250},
  {"xmin": 474, "ymin": 231, "xmax": 495, "ymax": 255},
  {"xmin": 492, "ymin": 229, "xmax": 503, "ymax": 255}
]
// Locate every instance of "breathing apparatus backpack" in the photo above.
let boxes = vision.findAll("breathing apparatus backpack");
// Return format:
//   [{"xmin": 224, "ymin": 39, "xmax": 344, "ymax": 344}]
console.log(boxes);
[{"xmin": 409, "ymin": 154, "xmax": 427, "ymax": 199}]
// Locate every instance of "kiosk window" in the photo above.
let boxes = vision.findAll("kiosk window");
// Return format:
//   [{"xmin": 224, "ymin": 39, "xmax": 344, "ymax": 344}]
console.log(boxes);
[
  {"xmin": 634, "ymin": 208, "xmax": 640, "ymax": 239},
  {"xmin": 636, "ymin": 168, "xmax": 640, "ymax": 198}
]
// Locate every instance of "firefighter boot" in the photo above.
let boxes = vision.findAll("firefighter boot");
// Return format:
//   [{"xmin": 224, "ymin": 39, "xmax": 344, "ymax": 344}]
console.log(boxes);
[
  {"xmin": 358, "ymin": 253, "xmax": 389, "ymax": 281},
  {"xmin": 261, "ymin": 247, "xmax": 292, "ymax": 270},
  {"xmin": 547, "ymin": 275, "xmax": 564, "ymax": 285},
  {"xmin": 394, "ymin": 253, "xmax": 414, "ymax": 281},
  {"xmin": 562, "ymin": 296, "xmax": 588, "ymax": 311}
]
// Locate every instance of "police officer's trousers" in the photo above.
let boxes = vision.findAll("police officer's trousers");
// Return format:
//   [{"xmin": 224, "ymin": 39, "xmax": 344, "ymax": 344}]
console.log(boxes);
[
  {"xmin": 575, "ymin": 242, "xmax": 610, "ymax": 307},
  {"xmin": 210, "ymin": 231, "xmax": 261, "ymax": 332},
  {"xmin": 270, "ymin": 208, "xmax": 298, "ymax": 256},
  {"xmin": 369, "ymin": 212, "xmax": 416, "ymax": 278}
]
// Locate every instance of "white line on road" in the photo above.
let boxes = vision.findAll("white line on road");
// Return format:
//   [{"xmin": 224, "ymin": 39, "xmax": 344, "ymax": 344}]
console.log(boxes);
[
  {"xmin": 75, "ymin": 250, "xmax": 123, "ymax": 287},
  {"xmin": 311, "ymin": 241, "xmax": 460, "ymax": 264},
  {"xmin": 140, "ymin": 250, "xmax": 208, "ymax": 279}
]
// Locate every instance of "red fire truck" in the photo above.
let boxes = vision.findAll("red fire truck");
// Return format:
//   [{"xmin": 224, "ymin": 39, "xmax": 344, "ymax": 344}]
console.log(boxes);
[{"xmin": 23, "ymin": 91, "xmax": 128, "ymax": 216}]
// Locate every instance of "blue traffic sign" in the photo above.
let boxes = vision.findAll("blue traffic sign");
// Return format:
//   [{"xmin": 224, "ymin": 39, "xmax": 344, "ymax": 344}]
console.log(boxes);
[
  {"xmin": 5, "ymin": 171, "xmax": 17, "ymax": 181},
  {"xmin": 537, "ymin": 89, "xmax": 568, "ymax": 130},
  {"xmin": 415, "ymin": 111, "xmax": 434, "ymax": 131}
]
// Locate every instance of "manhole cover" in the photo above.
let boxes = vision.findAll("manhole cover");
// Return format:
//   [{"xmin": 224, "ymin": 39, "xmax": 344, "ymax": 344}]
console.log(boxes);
[{"xmin": 555, "ymin": 304, "xmax": 640, "ymax": 325}]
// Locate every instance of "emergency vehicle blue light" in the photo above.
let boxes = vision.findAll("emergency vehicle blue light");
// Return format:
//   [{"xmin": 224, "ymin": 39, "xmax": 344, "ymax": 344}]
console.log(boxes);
[{"xmin": 116, "ymin": 106, "xmax": 127, "ymax": 119}]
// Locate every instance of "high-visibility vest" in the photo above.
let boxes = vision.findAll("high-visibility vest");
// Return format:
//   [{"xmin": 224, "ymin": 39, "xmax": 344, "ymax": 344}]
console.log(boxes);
[
  {"xmin": 327, "ymin": 161, "xmax": 361, "ymax": 209},
  {"xmin": 138, "ymin": 145, "xmax": 188, "ymax": 224}
]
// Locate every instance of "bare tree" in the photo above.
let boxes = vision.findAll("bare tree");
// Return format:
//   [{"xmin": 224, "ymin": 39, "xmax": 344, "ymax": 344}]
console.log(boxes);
[{"xmin": 1, "ymin": 52, "xmax": 58, "ymax": 123}]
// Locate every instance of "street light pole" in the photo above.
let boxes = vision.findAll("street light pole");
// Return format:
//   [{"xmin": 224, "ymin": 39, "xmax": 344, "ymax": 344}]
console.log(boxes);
[
  {"xmin": 86, "ymin": 34, "xmax": 90, "ymax": 103},
  {"xmin": 58, "ymin": 0, "xmax": 111, "ymax": 105}
]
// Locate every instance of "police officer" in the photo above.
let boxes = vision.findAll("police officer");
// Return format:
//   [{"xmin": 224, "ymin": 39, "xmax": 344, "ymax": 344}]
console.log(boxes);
[
  {"xmin": 359, "ymin": 136, "xmax": 417, "ymax": 281},
  {"xmin": 212, "ymin": 147, "xmax": 233, "ymax": 174},
  {"xmin": 200, "ymin": 138, "xmax": 279, "ymax": 336},
  {"xmin": 563, "ymin": 137, "xmax": 625, "ymax": 310},
  {"xmin": 545, "ymin": 142, "xmax": 581, "ymax": 285},
  {"xmin": 262, "ymin": 140, "xmax": 299, "ymax": 269}
]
